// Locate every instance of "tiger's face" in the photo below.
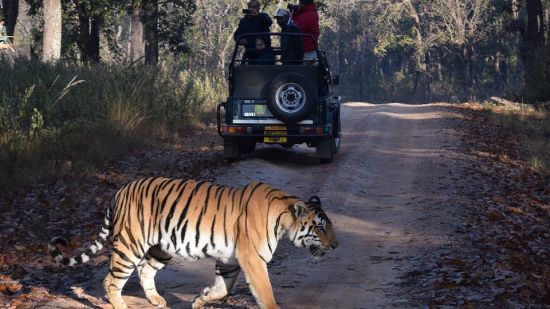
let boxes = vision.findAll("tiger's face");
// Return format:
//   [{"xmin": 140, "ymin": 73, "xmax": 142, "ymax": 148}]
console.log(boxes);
[{"xmin": 291, "ymin": 196, "xmax": 338, "ymax": 257}]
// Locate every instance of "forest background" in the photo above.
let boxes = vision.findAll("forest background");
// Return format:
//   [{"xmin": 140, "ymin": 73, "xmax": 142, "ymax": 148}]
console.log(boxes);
[{"xmin": 1, "ymin": 0, "xmax": 549, "ymax": 187}]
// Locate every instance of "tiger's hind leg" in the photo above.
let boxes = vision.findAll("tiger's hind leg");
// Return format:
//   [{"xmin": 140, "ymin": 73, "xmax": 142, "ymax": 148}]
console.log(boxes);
[
  {"xmin": 103, "ymin": 243, "xmax": 146, "ymax": 309},
  {"xmin": 192, "ymin": 260, "xmax": 241, "ymax": 309},
  {"xmin": 137, "ymin": 245, "xmax": 172, "ymax": 308}
]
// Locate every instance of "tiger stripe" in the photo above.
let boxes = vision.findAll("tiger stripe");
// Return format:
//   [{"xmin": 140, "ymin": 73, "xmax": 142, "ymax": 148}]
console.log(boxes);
[{"xmin": 49, "ymin": 177, "xmax": 338, "ymax": 309}]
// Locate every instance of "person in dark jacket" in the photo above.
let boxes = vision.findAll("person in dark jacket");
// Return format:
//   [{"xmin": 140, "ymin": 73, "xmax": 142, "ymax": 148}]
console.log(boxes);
[
  {"xmin": 274, "ymin": 8, "xmax": 303, "ymax": 65},
  {"xmin": 291, "ymin": 0, "xmax": 320, "ymax": 61},
  {"xmin": 233, "ymin": 0, "xmax": 272, "ymax": 63},
  {"xmin": 249, "ymin": 38, "xmax": 275, "ymax": 65}
]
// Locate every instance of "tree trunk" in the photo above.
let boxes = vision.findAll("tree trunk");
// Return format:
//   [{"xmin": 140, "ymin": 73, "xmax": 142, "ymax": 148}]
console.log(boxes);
[
  {"xmin": 42, "ymin": 0, "xmax": 62, "ymax": 62},
  {"xmin": 77, "ymin": 2, "xmax": 100, "ymax": 64},
  {"xmin": 404, "ymin": 0, "xmax": 428, "ymax": 101},
  {"xmin": 144, "ymin": 0, "xmax": 158, "ymax": 65},
  {"xmin": 461, "ymin": 44, "xmax": 478, "ymax": 102},
  {"xmin": 467, "ymin": 43, "xmax": 477, "ymax": 102},
  {"xmin": 14, "ymin": 0, "xmax": 31, "ymax": 58},
  {"xmin": 520, "ymin": 0, "xmax": 545, "ymax": 100},
  {"xmin": 89, "ymin": 14, "xmax": 100, "ymax": 62},
  {"xmin": 424, "ymin": 50, "xmax": 432, "ymax": 103},
  {"xmin": 1, "ymin": 0, "xmax": 18, "ymax": 37},
  {"xmin": 220, "ymin": 25, "xmax": 239, "ymax": 78},
  {"xmin": 77, "ymin": 2, "xmax": 90, "ymax": 63},
  {"xmin": 130, "ymin": 5, "xmax": 145, "ymax": 63}
]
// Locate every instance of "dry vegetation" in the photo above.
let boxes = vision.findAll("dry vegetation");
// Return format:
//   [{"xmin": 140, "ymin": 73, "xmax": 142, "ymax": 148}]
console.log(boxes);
[
  {"xmin": 462, "ymin": 100, "xmax": 550, "ymax": 181},
  {"xmin": 0, "ymin": 59, "xmax": 225, "ymax": 188}
]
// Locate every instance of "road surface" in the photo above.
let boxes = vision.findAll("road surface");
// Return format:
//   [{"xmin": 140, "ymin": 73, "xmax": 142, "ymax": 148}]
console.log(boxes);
[{"xmin": 44, "ymin": 103, "xmax": 466, "ymax": 309}]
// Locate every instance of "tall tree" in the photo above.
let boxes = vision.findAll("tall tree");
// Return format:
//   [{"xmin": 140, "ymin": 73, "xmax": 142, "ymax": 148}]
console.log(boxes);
[
  {"xmin": 42, "ymin": 0, "xmax": 62, "ymax": 62},
  {"xmin": 14, "ymin": 0, "xmax": 32, "ymax": 58},
  {"xmin": 1, "ymin": 0, "xmax": 18, "ymax": 37},
  {"xmin": 76, "ymin": 0, "xmax": 103, "ymax": 63},
  {"xmin": 520, "ymin": 0, "xmax": 547, "ymax": 100},
  {"xmin": 130, "ymin": 3, "xmax": 145, "ymax": 62},
  {"xmin": 144, "ymin": 0, "xmax": 158, "ymax": 65},
  {"xmin": 432, "ymin": 0, "xmax": 492, "ymax": 101}
]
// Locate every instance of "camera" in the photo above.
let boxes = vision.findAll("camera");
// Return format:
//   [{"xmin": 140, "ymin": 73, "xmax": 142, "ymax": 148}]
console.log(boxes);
[
  {"xmin": 242, "ymin": 8, "xmax": 253, "ymax": 14},
  {"xmin": 287, "ymin": 4, "xmax": 299, "ymax": 11}
]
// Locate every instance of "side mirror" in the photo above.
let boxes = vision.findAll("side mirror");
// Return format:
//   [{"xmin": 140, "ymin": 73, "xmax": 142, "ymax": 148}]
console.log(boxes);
[{"xmin": 332, "ymin": 75, "xmax": 339, "ymax": 85}]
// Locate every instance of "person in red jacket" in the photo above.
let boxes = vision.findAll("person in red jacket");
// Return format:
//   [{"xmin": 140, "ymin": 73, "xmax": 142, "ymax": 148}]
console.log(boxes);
[{"xmin": 290, "ymin": 0, "xmax": 320, "ymax": 61}]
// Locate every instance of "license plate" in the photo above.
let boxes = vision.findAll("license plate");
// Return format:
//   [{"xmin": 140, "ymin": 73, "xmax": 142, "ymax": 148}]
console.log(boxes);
[
  {"xmin": 264, "ymin": 126, "xmax": 287, "ymax": 131},
  {"xmin": 264, "ymin": 136, "xmax": 287, "ymax": 143},
  {"xmin": 264, "ymin": 130, "xmax": 287, "ymax": 136}
]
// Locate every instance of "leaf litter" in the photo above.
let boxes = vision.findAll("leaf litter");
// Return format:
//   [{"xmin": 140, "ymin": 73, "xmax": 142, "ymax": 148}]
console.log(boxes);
[
  {"xmin": 0, "ymin": 126, "xmax": 226, "ymax": 308},
  {"xmin": 401, "ymin": 104, "xmax": 549, "ymax": 308},
  {"xmin": 2, "ymin": 108, "xmax": 549, "ymax": 308}
]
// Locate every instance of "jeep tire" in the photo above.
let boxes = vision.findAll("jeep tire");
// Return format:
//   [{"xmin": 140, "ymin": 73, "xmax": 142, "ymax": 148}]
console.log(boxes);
[
  {"xmin": 224, "ymin": 140, "xmax": 241, "ymax": 160},
  {"xmin": 316, "ymin": 138, "xmax": 335, "ymax": 164},
  {"xmin": 266, "ymin": 73, "xmax": 316, "ymax": 123}
]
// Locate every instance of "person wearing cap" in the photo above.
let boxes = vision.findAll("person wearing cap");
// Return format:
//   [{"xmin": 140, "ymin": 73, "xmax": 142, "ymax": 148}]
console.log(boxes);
[
  {"xmin": 291, "ymin": 0, "xmax": 320, "ymax": 61},
  {"xmin": 234, "ymin": 0, "xmax": 273, "ymax": 63},
  {"xmin": 274, "ymin": 8, "xmax": 304, "ymax": 65}
]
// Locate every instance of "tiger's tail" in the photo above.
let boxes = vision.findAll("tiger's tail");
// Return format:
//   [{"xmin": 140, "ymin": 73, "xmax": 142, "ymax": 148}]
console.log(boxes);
[{"xmin": 49, "ymin": 197, "xmax": 115, "ymax": 266}]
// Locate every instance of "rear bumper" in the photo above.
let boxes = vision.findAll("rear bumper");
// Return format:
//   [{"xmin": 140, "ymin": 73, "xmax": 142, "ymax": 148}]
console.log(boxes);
[
  {"xmin": 217, "ymin": 102, "xmax": 334, "ymax": 144},
  {"xmin": 218, "ymin": 124, "xmax": 333, "ymax": 144}
]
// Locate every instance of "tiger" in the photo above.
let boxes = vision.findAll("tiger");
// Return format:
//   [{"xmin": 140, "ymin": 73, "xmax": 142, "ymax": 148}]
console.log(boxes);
[{"xmin": 49, "ymin": 177, "xmax": 338, "ymax": 309}]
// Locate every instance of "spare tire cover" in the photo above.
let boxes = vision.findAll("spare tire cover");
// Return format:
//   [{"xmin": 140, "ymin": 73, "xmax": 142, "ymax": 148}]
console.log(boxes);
[{"xmin": 266, "ymin": 73, "xmax": 316, "ymax": 123}]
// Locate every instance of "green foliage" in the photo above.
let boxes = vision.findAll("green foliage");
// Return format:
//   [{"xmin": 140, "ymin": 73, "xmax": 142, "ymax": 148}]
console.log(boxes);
[
  {"xmin": 25, "ymin": 0, "xmax": 196, "ymax": 61},
  {"xmin": 373, "ymin": 34, "xmax": 415, "ymax": 57},
  {"xmin": 0, "ymin": 58, "xmax": 225, "ymax": 187},
  {"xmin": 158, "ymin": 0, "xmax": 197, "ymax": 54}
]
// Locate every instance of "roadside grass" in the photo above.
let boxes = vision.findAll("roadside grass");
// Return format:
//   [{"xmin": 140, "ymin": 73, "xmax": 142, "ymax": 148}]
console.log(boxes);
[
  {"xmin": 464, "ymin": 101, "xmax": 550, "ymax": 180},
  {"xmin": 0, "ymin": 59, "xmax": 225, "ymax": 188}
]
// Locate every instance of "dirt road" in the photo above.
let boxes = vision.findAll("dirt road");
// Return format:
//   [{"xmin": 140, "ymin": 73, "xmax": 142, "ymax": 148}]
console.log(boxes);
[{"xmin": 44, "ymin": 103, "xmax": 467, "ymax": 308}]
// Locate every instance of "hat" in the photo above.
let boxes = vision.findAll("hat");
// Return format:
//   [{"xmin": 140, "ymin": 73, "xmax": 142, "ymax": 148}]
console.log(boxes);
[{"xmin": 274, "ymin": 8, "xmax": 290, "ymax": 17}]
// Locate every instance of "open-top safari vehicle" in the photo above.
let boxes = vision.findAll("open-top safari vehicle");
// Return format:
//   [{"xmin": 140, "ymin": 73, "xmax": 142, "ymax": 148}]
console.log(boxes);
[{"xmin": 217, "ymin": 32, "xmax": 341, "ymax": 163}]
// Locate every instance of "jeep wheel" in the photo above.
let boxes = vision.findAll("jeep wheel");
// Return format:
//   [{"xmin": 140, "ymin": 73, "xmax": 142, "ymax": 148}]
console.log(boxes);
[
  {"xmin": 333, "ymin": 135, "xmax": 341, "ymax": 154},
  {"xmin": 333, "ymin": 107, "xmax": 342, "ymax": 154},
  {"xmin": 224, "ymin": 140, "xmax": 241, "ymax": 160},
  {"xmin": 240, "ymin": 140, "xmax": 256, "ymax": 154},
  {"xmin": 317, "ymin": 137, "xmax": 336, "ymax": 164},
  {"xmin": 267, "ymin": 73, "xmax": 316, "ymax": 123}
]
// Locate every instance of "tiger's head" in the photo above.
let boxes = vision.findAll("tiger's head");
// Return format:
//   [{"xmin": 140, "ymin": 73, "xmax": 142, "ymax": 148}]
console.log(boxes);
[{"xmin": 289, "ymin": 196, "xmax": 338, "ymax": 257}]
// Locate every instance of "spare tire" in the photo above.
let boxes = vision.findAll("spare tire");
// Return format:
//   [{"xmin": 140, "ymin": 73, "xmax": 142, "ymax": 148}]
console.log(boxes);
[{"xmin": 266, "ymin": 73, "xmax": 316, "ymax": 123}]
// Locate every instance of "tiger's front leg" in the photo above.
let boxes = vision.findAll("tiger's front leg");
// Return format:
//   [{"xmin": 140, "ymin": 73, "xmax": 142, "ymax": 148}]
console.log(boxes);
[
  {"xmin": 191, "ymin": 260, "xmax": 241, "ymax": 309},
  {"xmin": 237, "ymin": 252, "xmax": 279, "ymax": 309}
]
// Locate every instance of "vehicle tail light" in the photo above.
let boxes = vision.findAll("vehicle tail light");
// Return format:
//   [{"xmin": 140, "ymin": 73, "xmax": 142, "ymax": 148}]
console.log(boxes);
[
  {"xmin": 300, "ymin": 126, "xmax": 329, "ymax": 134},
  {"xmin": 222, "ymin": 126, "xmax": 250, "ymax": 134}
]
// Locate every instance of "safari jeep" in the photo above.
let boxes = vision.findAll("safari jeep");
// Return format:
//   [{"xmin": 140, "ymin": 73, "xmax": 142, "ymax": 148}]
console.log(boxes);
[{"xmin": 217, "ymin": 32, "xmax": 341, "ymax": 163}]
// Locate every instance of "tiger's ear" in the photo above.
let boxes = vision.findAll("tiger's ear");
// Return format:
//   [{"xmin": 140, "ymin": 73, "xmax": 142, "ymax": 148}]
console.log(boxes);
[
  {"xmin": 289, "ymin": 201, "xmax": 307, "ymax": 219},
  {"xmin": 308, "ymin": 196, "xmax": 321, "ymax": 205}
]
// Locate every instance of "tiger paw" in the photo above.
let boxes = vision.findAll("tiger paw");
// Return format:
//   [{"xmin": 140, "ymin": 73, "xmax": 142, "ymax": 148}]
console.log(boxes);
[
  {"xmin": 191, "ymin": 295, "xmax": 206, "ymax": 309},
  {"xmin": 146, "ymin": 291, "xmax": 167, "ymax": 307}
]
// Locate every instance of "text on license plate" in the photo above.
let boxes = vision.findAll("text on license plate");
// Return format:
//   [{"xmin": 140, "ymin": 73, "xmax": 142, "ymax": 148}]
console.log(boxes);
[
  {"xmin": 264, "ymin": 126, "xmax": 287, "ymax": 131},
  {"xmin": 264, "ymin": 130, "xmax": 287, "ymax": 136},
  {"xmin": 264, "ymin": 136, "xmax": 287, "ymax": 143}
]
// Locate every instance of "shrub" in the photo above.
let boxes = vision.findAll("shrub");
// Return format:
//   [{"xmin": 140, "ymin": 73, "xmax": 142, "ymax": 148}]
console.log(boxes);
[{"xmin": 0, "ymin": 59, "xmax": 225, "ymax": 187}]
